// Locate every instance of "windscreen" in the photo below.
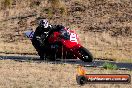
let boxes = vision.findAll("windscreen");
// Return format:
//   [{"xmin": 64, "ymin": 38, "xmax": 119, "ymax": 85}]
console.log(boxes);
[
  {"xmin": 60, "ymin": 29, "xmax": 70, "ymax": 40},
  {"xmin": 24, "ymin": 30, "xmax": 34, "ymax": 39}
]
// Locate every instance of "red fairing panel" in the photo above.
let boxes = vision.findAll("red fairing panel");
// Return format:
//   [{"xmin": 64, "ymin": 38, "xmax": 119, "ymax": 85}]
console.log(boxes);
[
  {"xmin": 48, "ymin": 32, "xmax": 60, "ymax": 43},
  {"xmin": 61, "ymin": 39, "xmax": 81, "ymax": 49},
  {"xmin": 48, "ymin": 31, "xmax": 81, "ymax": 49}
]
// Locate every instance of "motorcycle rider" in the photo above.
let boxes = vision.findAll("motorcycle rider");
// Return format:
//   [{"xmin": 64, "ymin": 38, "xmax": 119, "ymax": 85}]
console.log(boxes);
[{"xmin": 32, "ymin": 18, "xmax": 65, "ymax": 60}]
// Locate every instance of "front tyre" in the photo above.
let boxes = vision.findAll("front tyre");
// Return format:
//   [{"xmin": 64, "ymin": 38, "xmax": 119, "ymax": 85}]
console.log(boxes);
[
  {"xmin": 78, "ymin": 47, "xmax": 93, "ymax": 62},
  {"xmin": 66, "ymin": 51, "xmax": 77, "ymax": 59}
]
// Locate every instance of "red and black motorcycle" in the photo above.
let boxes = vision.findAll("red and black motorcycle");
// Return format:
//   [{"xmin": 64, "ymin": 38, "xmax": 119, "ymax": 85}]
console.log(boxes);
[{"xmin": 25, "ymin": 28, "xmax": 93, "ymax": 62}]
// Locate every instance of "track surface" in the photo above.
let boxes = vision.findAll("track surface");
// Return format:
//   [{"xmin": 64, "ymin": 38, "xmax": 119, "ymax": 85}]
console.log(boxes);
[{"xmin": 0, "ymin": 55, "xmax": 132, "ymax": 70}]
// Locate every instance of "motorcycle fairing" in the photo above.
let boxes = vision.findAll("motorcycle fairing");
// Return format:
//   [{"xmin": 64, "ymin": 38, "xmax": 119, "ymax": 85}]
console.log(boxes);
[
  {"xmin": 61, "ymin": 39, "xmax": 81, "ymax": 49},
  {"xmin": 24, "ymin": 30, "xmax": 34, "ymax": 39}
]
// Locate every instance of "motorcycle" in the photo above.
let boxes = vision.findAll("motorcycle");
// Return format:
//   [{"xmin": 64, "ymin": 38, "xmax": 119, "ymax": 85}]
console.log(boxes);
[{"xmin": 24, "ymin": 28, "xmax": 93, "ymax": 62}]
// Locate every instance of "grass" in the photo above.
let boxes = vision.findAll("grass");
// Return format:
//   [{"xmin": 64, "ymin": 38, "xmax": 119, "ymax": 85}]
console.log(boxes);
[
  {"xmin": 0, "ymin": 42, "xmax": 36, "ymax": 55},
  {"xmin": 44, "ymin": 8, "xmax": 54, "ymax": 18},
  {"xmin": 0, "ymin": 0, "xmax": 132, "ymax": 63},
  {"xmin": 1, "ymin": 0, "xmax": 12, "ymax": 9},
  {"xmin": 90, "ymin": 49, "xmax": 132, "ymax": 63},
  {"xmin": 48, "ymin": 0, "xmax": 67, "ymax": 16},
  {"xmin": 0, "ymin": 60, "xmax": 131, "ymax": 88},
  {"xmin": 59, "ymin": 6, "xmax": 67, "ymax": 16},
  {"xmin": 29, "ymin": 0, "xmax": 41, "ymax": 9},
  {"xmin": 103, "ymin": 62, "xmax": 118, "ymax": 70},
  {"xmin": 49, "ymin": 0, "xmax": 61, "ymax": 9}
]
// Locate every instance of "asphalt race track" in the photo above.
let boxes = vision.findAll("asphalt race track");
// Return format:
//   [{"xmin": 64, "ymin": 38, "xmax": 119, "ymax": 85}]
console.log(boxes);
[{"xmin": 0, "ymin": 55, "xmax": 132, "ymax": 70}]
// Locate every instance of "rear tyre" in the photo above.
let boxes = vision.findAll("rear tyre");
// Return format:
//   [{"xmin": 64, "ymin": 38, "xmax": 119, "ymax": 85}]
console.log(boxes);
[{"xmin": 78, "ymin": 47, "xmax": 93, "ymax": 62}]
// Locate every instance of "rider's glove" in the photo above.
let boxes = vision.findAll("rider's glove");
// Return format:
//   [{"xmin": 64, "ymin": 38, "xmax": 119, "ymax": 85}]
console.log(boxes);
[{"xmin": 36, "ymin": 36, "xmax": 45, "ymax": 46}]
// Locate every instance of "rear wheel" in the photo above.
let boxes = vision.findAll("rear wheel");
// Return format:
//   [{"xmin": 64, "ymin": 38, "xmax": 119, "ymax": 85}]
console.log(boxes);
[{"xmin": 78, "ymin": 47, "xmax": 93, "ymax": 62}]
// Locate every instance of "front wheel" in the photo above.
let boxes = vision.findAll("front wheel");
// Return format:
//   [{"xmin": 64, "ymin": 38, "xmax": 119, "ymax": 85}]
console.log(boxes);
[{"xmin": 78, "ymin": 47, "xmax": 93, "ymax": 62}]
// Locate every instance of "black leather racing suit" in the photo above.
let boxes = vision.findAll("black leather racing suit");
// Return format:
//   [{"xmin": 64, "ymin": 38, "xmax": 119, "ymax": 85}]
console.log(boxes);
[{"xmin": 32, "ymin": 25, "xmax": 65, "ymax": 59}]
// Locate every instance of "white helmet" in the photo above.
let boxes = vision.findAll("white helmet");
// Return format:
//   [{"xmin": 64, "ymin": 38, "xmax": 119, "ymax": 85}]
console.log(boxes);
[{"xmin": 39, "ymin": 19, "xmax": 49, "ymax": 28}]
